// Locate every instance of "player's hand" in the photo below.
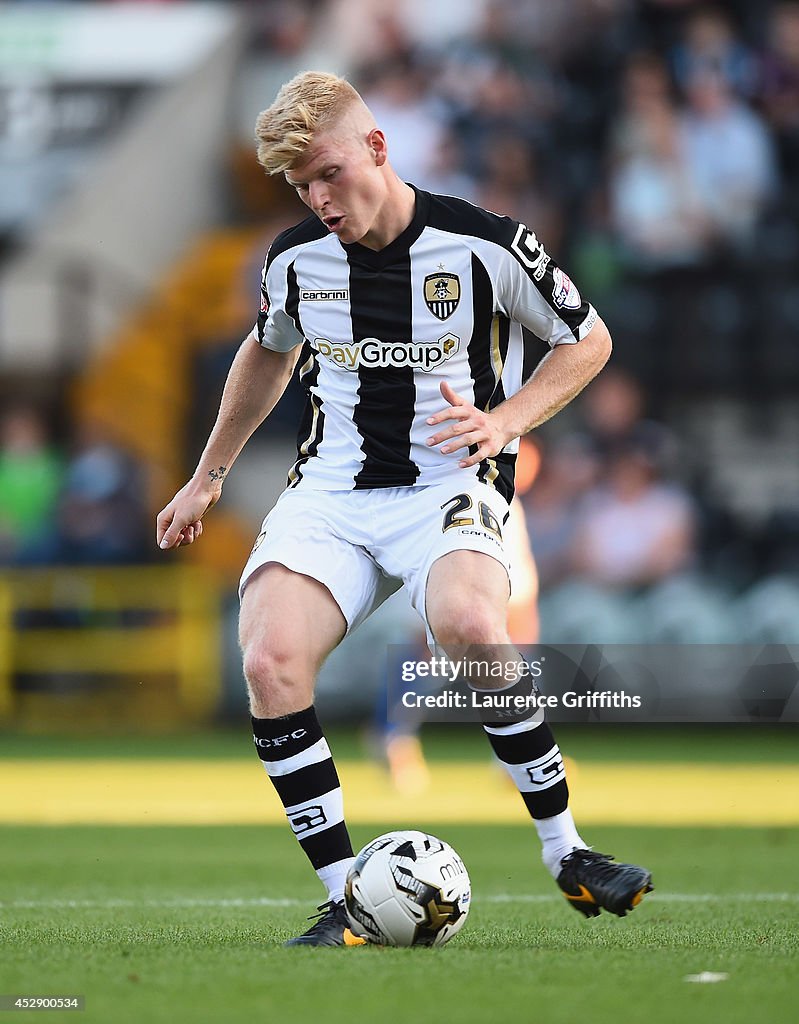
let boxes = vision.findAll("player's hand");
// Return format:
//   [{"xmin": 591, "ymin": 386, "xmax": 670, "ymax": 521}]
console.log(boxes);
[
  {"xmin": 156, "ymin": 480, "xmax": 220, "ymax": 550},
  {"xmin": 426, "ymin": 381, "xmax": 513, "ymax": 468}
]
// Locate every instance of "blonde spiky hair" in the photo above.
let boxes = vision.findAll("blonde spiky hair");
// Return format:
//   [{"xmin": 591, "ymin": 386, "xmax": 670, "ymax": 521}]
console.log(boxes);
[{"xmin": 255, "ymin": 71, "xmax": 363, "ymax": 175}]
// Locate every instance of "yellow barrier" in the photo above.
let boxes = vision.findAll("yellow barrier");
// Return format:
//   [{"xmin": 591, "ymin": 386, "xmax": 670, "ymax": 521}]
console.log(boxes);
[
  {"xmin": 0, "ymin": 580, "xmax": 11, "ymax": 718},
  {"xmin": 0, "ymin": 567, "xmax": 222, "ymax": 730},
  {"xmin": 2, "ymin": 759, "xmax": 797, "ymax": 826}
]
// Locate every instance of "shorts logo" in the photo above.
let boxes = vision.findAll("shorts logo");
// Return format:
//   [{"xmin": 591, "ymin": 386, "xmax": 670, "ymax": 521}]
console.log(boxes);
[
  {"xmin": 551, "ymin": 267, "xmax": 582, "ymax": 309},
  {"xmin": 424, "ymin": 273, "xmax": 461, "ymax": 321},
  {"xmin": 314, "ymin": 334, "xmax": 460, "ymax": 371},
  {"xmin": 287, "ymin": 804, "xmax": 328, "ymax": 834},
  {"xmin": 300, "ymin": 289, "xmax": 349, "ymax": 301}
]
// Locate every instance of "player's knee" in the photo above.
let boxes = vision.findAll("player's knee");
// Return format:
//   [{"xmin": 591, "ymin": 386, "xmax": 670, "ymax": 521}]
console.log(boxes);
[
  {"xmin": 242, "ymin": 641, "xmax": 309, "ymax": 703},
  {"xmin": 430, "ymin": 603, "xmax": 505, "ymax": 649}
]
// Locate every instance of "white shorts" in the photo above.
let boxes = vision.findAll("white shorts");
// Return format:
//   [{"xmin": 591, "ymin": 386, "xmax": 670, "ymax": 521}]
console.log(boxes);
[{"xmin": 239, "ymin": 480, "xmax": 512, "ymax": 642}]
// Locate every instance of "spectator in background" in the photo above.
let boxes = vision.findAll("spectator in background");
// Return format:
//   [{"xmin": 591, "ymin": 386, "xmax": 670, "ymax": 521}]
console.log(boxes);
[
  {"xmin": 422, "ymin": 128, "xmax": 480, "ymax": 203},
  {"xmin": 613, "ymin": 51, "xmax": 686, "ymax": 150},
  {"xmin": 452, "ymin": 61, "xmax": 554, "ymax": 163},
  {"xmin": 0, "ymin": 405, "xmax": 62, "ymax": 563},
  {"xmin": 320, "ymin": 0, "xmax": 487, "ymax": 67},
  {"xmin": 610, "ymin": 51, "xmax": 674, "ymax": 163},
  {"xmin": 609, "ymin": 52, "xmax": 712, "ymax": 270},
  {"xmin": 563, "ymin": 368, "xmax": 694, "ymax": 588},
  {"xmin": 430, "ymin": 1, "xmax": 564, "ymax": 162},
  {"xmin": 477, "ymin": 133, "xmax": 563, "ymax": 253},
  {"xmin": 242, "ymin": 0, "xmax": 318, "ymax": 56},
  {"xmin": 520, "ymin": 435, "xmax": 595, "ymax": 590},
  {"xmin": 670, "ymin": 6, "xmax": 758, "ymax": 100},
  {"xmin": 56, "ymin": 428, "xmax": 149, "ymax": 565},
  {"xmin": 22, "ymin": 425, "xmax": 149, "ymax": 566},
  {"xmin": 760, "ymin": 2, "xmax": 799, "ymax": 178},
  {"xmin": 610, "ymin": 97, "xmax": 710, "ymax": 269},
  {"xmin": 680, "ymin": 67, "xmax": 778, "ymax": 247},
  {"xmin": 570, "ymin": 438, "xmax": 697, "ymax": 588},
  {"xmin": 577, "ymin": 366, "xmax": 679, "ymax": 472},
  {"xmin": 359, "ymin": 58, "xmax": 447, "ymax": 186}
]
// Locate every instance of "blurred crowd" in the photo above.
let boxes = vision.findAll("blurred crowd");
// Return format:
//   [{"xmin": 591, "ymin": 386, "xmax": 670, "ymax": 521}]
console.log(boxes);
[
  {"xmin": 235, "ymin": 0, "xmax": 799, "ymax": 393},
  {"xmin": 519, "ymin": 368, "xmax": 693, "ymax": 592},
  {"xmin": 0, "ymin": 406, "xmax": 150, "ymax": 568},
  {"xmin": 3, "ymin": 0, "xmax": 799, "ymax": 612},
  {"xmin": 236, "ymin": 0, "xmax": 799, "ymax": 592}
]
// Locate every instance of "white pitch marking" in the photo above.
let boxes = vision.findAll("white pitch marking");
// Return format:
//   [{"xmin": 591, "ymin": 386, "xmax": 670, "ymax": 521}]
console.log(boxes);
[
  {"xmin": 684, "ymin": 972, "xmax": 730, "ymax": 983},
  {"xmin": 1, "ymin": 897, "xmax": 304, "ymax": 909},
  {"xmin": 2, "ymin": 893, "xmax": 798, "ymax": 910},
  {"xmin": 488, "ymin": 892, "xmax": 799, "ymax": 904}
]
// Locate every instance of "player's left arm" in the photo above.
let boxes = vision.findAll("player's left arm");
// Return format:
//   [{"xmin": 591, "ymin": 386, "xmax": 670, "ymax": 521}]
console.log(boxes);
[{"xmin": 426, "ymin": 318, "xmax": 611, "ymax": 468}]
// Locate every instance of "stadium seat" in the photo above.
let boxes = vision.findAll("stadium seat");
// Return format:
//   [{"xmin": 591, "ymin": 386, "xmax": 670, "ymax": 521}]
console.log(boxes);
[
  {"xmin": 539, "ymin": 581, "xmax": 644, "ymax": 644},
  {"xmin": 633, "ymin": 574, "xmax": 736, "ymax": 643},
  {"xmin": 732, "ymin": 575, "xmax": 799, "ymax": 644}
]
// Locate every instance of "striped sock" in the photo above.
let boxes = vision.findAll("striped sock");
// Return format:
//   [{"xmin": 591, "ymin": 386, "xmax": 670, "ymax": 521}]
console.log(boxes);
[
  {"xmin": 471, "ymin": 675, "xmax": 586, "ymax": 878},
  {"xmin": 252, "ymin": 706, "xmax": 354, "ymax": 903}
]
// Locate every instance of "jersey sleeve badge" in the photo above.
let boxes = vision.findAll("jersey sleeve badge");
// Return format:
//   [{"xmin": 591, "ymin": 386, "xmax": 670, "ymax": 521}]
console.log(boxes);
[{"xmin": 551, "ymin": 267, "xmax": 582, "ymax": 310}]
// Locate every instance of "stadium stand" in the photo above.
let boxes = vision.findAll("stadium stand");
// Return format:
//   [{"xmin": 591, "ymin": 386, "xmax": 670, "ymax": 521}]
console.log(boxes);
[{"xmin": 0, "ymin": 0, "xmax": 798, "ymax": 729}]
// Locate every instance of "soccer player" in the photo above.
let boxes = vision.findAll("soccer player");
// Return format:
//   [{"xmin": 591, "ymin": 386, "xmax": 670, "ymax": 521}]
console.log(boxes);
[{"xmin": 156, "ymin": 71, "xmax": 652, "ymax": 946}]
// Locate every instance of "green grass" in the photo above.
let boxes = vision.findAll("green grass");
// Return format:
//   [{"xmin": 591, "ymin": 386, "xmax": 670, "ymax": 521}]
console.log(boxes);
[
  {"xmin": 2, "ymin": 823, "xmax": 798, "ymax": 1024},
  {"xmin": 1, "ymin": 723, "xmax": 797, "ymax": 763}
]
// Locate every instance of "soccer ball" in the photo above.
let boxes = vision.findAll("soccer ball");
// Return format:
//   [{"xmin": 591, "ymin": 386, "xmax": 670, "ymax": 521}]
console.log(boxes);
[{"xmin": 344, "ymin": 830, "xmax": 471, "ymax": 947}]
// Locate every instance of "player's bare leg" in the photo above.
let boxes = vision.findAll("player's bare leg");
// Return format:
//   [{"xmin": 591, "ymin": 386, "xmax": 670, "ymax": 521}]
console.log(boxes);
[
  {"xmin": 426, "ymin": 549, "xmax": 511, "ymax": 653},
  {"xmin": 239, "ymin": 564, "xmax": 365, "ymax": 946},
  {"xmin": 239, "ymin": 563, "xmax": 343, "ymax": 717},
  {"xmin": 426, "ymin": 550, "xmax": 652, "ymax": 917}
]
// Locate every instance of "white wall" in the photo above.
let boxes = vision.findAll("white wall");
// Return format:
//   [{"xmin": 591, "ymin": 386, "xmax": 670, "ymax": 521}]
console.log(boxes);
[{"xmin": 0, "ymin": 9, "xmax": 244, "ymax": 370}]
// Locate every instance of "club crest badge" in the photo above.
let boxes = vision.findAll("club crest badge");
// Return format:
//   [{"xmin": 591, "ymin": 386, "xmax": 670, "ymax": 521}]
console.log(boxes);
[{"xmin": 424, "ymin": 272, "xmax": 461, "ymax": 321}]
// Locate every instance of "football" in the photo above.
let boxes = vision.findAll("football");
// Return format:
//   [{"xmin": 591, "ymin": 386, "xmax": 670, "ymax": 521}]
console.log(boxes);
[{"xmin": 344, "ymin": 830, "xmax": 471, "ymax": 946}]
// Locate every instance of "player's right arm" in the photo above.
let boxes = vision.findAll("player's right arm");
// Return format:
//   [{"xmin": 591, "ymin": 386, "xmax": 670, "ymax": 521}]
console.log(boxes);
[
  {"xmin": 158, "ymin": 223, "xmax": 318, "ymax": 550},
  {"xmin": 156, "ymin": 337, "xmax": 300, "ymax": 550}
]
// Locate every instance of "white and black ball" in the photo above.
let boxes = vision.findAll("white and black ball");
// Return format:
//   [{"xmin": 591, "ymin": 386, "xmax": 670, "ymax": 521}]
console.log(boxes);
[{"xmin": 344, "ymin": 830, "xmax": 471, "ymax": 947}]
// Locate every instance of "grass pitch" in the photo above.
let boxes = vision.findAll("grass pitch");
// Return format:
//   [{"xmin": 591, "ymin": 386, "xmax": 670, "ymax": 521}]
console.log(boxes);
[
  {"xmin": 2, "ymin": 727, "xmax": 797, "ymax": 1024},
  {"xmin": 2, "ymin": 823, "xmax": 798, "ymax": 1024}
]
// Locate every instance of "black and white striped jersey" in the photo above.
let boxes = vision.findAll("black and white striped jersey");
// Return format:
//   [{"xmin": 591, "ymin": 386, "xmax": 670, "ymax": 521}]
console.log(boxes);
[{"xmin": 251, "ymin": 186, "xmax": 597, "ymax": 503}]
